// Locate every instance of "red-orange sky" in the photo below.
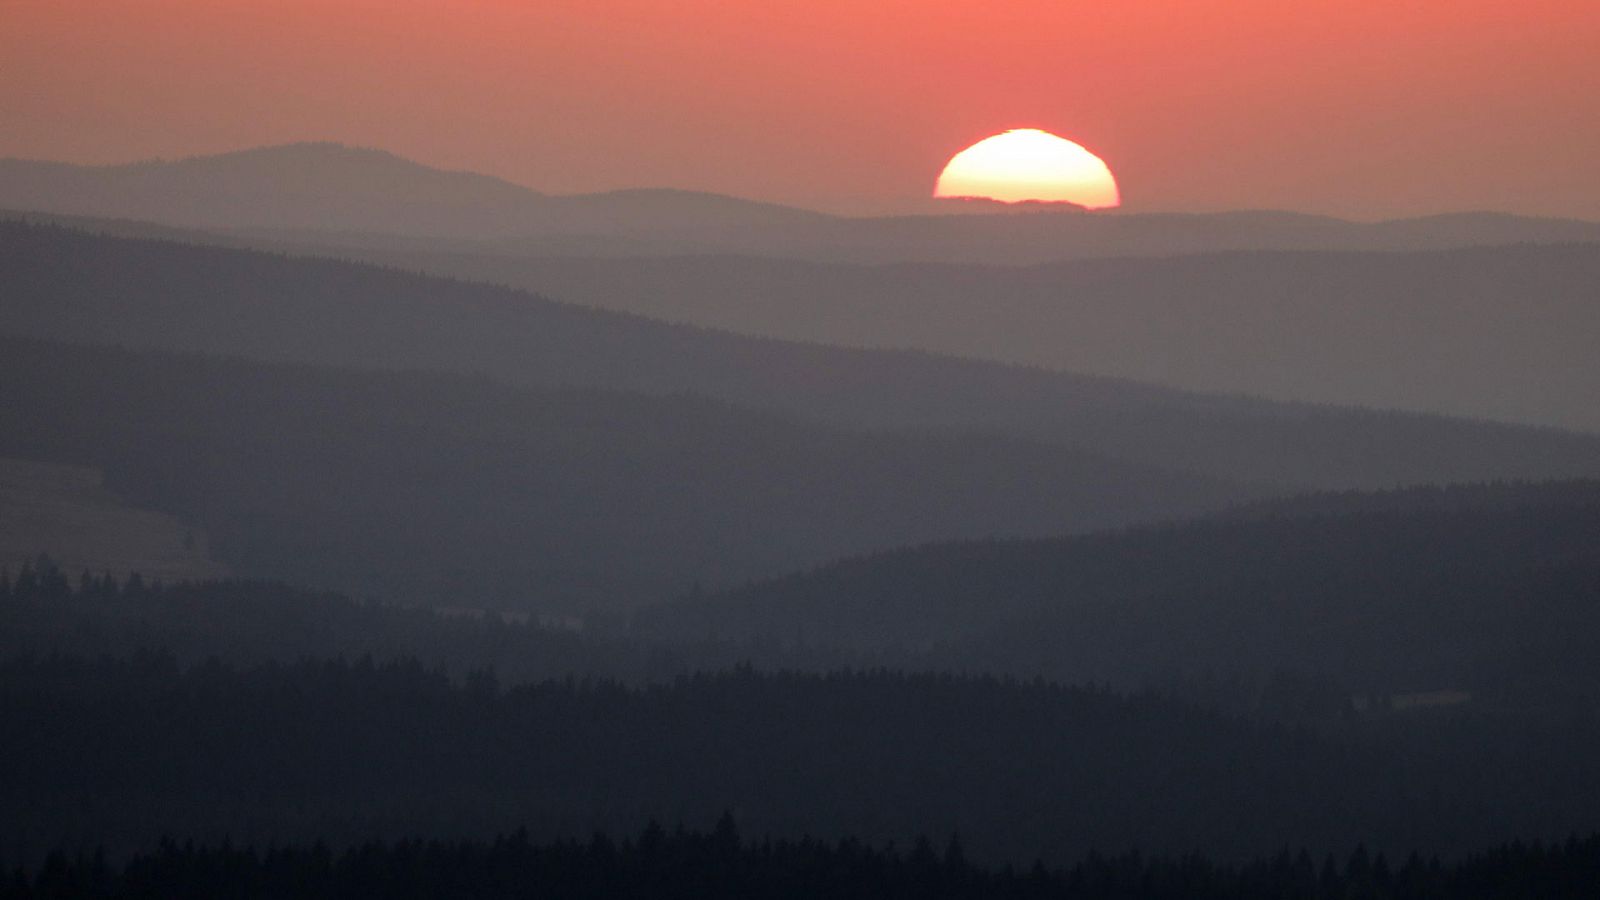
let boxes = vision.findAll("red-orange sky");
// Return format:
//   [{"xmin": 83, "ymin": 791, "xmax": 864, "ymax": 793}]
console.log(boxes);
[{"xmin": 3, "ymin": 0, "xmax": 1598, "ymax": 218}]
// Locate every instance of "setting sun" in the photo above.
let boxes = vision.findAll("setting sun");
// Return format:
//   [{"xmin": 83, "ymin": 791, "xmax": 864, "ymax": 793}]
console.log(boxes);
[{"xmin": 935, "ymin": 129, "xmax": 1120, "ymax": 209}]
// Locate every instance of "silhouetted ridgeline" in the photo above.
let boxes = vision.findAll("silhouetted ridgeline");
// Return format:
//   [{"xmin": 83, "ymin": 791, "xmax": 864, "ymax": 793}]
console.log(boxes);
[
  {"xmin": 0, "ymin": 143, "xmax": 832, "ymax": 240},
  {"xmin": 0, "ymin": 335, "xmax": 1237, "ymax": 611},
  {"xmin": 4, "ymin": 656, "xmax": 1600, "ymax": 865},
  {"xmin": 638, "ymin": 481, "xmax": 1600, "ymax": 704},
  {"xmin": 4, "ymin": 143, "xmax": 1599, "ymax": 260},
  {"xmin": 7, "ymin": 220, "xmax": 1600, "ymax": 490},
  {"xmin": 9, "ymin": 826, "xmax": 1600, "ymax": 900}
]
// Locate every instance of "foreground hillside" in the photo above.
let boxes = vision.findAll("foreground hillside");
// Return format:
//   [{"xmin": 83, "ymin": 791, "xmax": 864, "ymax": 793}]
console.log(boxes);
[
  {"xmin": 639, "ymin": 481, "xmax": 1600, "ymax": 703},
  {"xmin": 6, "ymin": 221, "xmax": 1600, "ymax": 490},
  {"xmin": 5, "ymin": 658, "xmax": 1599, "ymax": 864},
  {"xmin": 0, "ymin": 336, "xmax": 1237, "ymax": 611},
  {"xmin": 12, "ymin": 826, "xmax": 1600, "ymax": 900}
]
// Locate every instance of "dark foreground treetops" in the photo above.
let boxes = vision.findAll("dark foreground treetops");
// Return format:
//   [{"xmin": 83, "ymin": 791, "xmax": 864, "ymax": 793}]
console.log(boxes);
[
  {"xmin": 8, "ymin": 821, "xmax": 1600, "ymax": 900},
  {"xmin": 5, "ymin": 651, "xmax": 1600, "ymax": 865}
]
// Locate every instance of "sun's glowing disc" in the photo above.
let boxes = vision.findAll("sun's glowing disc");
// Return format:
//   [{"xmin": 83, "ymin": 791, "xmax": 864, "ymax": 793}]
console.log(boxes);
[{"xmin": 935, "ymin": 129, "xmax": 1120, "ymax": 209}]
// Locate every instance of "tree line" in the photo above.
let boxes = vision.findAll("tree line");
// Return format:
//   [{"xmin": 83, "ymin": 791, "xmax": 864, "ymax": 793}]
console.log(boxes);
[
  {"xmin": 0, "ymin": 555, "xmax": 852, "ymax": 684},
  {"xmin": 4, "ymin": 654, "xmax": 1600, "ymax": 867},
  {"xmin": 7, "ymin": 820, "xmax": 1600, "ymax": 900}
]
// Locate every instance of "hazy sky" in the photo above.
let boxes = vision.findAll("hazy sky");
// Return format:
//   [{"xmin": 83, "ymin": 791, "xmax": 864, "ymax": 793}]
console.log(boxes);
[{"xmin": 3, "ymin": 0, "xmax": 1597, "ymax": 218}]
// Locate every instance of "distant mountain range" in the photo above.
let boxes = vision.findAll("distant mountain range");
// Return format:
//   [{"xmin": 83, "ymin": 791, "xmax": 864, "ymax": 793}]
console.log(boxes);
[
  {"xmin": 4, "ymin": 143, "xmax": 1599, "ymax": 263},
  {"xmin": 0, "ymin": 143, "xmax": 826, "ymax": 242}
]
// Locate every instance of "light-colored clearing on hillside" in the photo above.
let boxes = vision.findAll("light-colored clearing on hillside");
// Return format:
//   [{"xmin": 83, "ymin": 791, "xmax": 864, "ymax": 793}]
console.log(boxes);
[{"xmin": 0, "ymin": 456, "xmax": 228, "ymax": 582}]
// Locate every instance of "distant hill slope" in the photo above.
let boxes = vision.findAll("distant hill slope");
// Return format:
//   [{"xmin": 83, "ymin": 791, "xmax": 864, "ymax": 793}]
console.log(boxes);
[
  {"xmin": 0, "ymin": 457, "xmax": 227, "ymax": 583},
  {"xmin": 0, "ymin": 336, "xmax": 1244, "ymax": 611},
  {"xmin": 375, "ymin": 244, "xmax": 1600, "ymax": 432},
  {"xmin": 637, "ymin": 481, "xmax": 1600, "ymax": 701},
  {"xmin": 6, "ymin": 221, "xmax": 1600, "ymax": 491},
  {"xmin": 3, "ymin": 144, "xmax": 1598, "ymax": 263}
]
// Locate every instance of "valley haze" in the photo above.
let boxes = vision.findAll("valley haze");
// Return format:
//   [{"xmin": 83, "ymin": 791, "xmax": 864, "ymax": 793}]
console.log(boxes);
[{"xmin": 5, "ymin": 15, "xmax": 1600, "ymax": 891}]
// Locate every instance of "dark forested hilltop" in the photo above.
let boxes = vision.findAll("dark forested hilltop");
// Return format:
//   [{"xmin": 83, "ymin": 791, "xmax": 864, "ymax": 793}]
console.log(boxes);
[
  {"xmin": 638, "ymin": 480, "xmax": 1600, "ymax": 703},
  {"xmin": 11, "ymin": 827, "xmax": 1600, "ymax": 900},
  {"xmin": 0, "ymin": 557, "xmax": 851, "ymax": 682},
  {"xmin": 5, "ymin": 657, "xmax": 1600, "ymax": 866},
  {"xmin": 0, "ymin": 562, "xmax": 664, "ymax": 683},
  {"xmin": 0, "ymin": 335, "xmax": 1237, "ymax": 611},
  {"xmin": 6, "ymin": 220, "xmax": 1600, "ymax": 490}
]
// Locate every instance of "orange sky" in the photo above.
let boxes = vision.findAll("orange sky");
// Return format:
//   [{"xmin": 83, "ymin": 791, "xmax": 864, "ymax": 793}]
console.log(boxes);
[{"xmin": 2, "ymin": 0, "xmax": 1598, "ymax": 217}]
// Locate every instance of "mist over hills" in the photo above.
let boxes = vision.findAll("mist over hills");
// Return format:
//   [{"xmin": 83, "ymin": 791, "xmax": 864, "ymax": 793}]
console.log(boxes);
[
  {"xmin": 12, "ymin": 1, "xmax": 1600, "ymax": 888},
  {"xmin": 20, "ymin": 215, "xmax": 1600, "ymax": 433},
  {"xmin": 12, "ymin": 173, "xmax": 1600, "ymax": 864},
  {"xmin": 4, "ymin": 144, "xmax": 1599, "ymax": 264},
  {"xmin": 8, "ymin": 145, "xmax": 1600, "ymax": 431},
  {"xmin": 7, "ymin": 221, "xmax": 1600, "ymax": 494}
]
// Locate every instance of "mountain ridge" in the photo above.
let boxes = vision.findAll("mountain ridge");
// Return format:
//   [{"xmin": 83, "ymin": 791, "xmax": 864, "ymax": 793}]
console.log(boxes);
[{"xmin": 5, "ymin": 143, "xmax": 1599, "ymax": 262}]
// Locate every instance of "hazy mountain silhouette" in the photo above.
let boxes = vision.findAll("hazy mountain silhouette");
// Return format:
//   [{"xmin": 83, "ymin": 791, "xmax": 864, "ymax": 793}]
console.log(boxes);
[
  {"xmin": 0, "ymin": 143, "xmax": 828, "ymax": 241},
  {"xmin": 638, "ymin": 480, "xmax": 1600, "ymax": 699},
  {"xmin": 7, "ymin": 221, "xmax": 1600, "ymax": 491},
  {"xmin": 12, "ymin": 209, "xmax": 1600, "ymax": 430},
  {"xmin": 3, "ymin": 144, "xmax": 1599, "ymax": 263}
]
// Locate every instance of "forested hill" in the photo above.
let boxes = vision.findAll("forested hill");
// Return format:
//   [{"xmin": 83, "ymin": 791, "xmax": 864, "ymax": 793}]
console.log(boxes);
[
  {"xmin": 0, "ymin": 336, "xmax": 1237, "ymax": 611},
  {"xmin": 7, "ymin": 220, "xmax": 1600, "ymax": 490},
  {"xmin": 5, "ymin": 657, "xmax": 1600, "ymax": 865},
  {"xmin": 637, "ymin": 480, "xmax": 1600, "ymax": 701},
  {"xmin": 13, "ymin": 827, "xmax": 1600, "ymax": 900}
]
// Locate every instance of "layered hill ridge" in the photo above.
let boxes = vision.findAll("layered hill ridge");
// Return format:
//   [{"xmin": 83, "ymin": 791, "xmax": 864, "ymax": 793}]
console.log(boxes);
[
  {"xmin": 399, "ymin": 244, "xmax": 1600, "ymax": 431},
  {"xmin": 0, "ymin": 334, "xmax": 1245, "ymax": 611},
  {"xmin": 6, "ymin": 221, "xmax": 1600, "ymax": 492},
  {"xmin": 11, "ymin": 146, "xmax": 1600, "ymax": 430}
]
